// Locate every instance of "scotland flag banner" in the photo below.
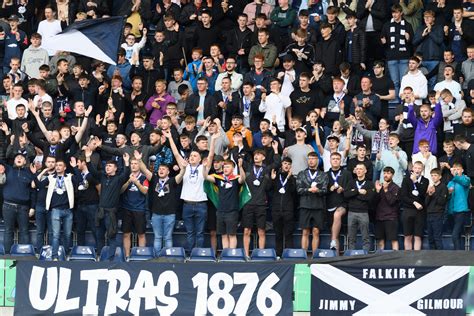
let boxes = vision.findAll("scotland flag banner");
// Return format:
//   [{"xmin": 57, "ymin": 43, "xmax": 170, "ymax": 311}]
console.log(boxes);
[{"xmin": 311, "ymin": 264, "xmax": 469, "ymax": 315}]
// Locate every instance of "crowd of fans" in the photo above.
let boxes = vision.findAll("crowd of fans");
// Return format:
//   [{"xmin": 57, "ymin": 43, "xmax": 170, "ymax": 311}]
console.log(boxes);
[{"xmin": 0, "ymin": 0, "xmax": 473, "ymax": 260}]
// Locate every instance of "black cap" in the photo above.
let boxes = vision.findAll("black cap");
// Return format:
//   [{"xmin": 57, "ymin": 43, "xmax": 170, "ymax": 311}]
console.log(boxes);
[
  {"xmin": 14, "ymin": 152, "xmax": 26, "ymax": 159},
  {"xmin": 232, "ymin": 113, "xmax": 243, "ymax": 120},
  {"xmin": 8, "ymin": 15, "xmax": 19, "ymax": 21},
  {"xmin": 282, "ymin": 54, "xmax": 294, "ymax": 62}
]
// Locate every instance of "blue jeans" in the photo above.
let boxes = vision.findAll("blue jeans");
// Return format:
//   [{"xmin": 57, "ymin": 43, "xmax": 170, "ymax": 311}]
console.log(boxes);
[
  {"xmin": 387, "ymin": 59, "xmax": 408, "ymax": 100},
  {"xmin": 426, "ymin": 213, "xmax": 443, "ymax": 250},
  {"xmin": 422, "ymin": 60, "xmax": 440, "ymax": 91},
  {"xmin": 3, "ymin": 202, "xmax": 30, "ymax": 253},
  {"xmin": 76, "ymin": 204, "xmax": 98, "ymax": 247},
  {"xmin": 182, "ymin": 202, "xmax": 207, "ymax": 253},
  {"xmin": 51, "ymin": 208, "xmax": 73, "ymax": 259},
  {"xmin": 452, "ymin": 212, "xmax": 468, "ymax": 250},
  {"xmin": 35, "ymin": 205, "xmax": 52, "ymax": 253},
  {"xmin": 151, "ymin": 213, "xmax": 176, "ymax": 254}
]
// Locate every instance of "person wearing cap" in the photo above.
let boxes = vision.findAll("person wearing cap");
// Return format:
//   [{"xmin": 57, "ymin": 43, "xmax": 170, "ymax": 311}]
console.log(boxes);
[
  {"xmin": 296, "ymin": 152, "xmax": 329, "ymax": 253},
  {"xmin": 315, "ymin": 122, "xmax": 352, "ymax": 172},
  {"xmin": 21, "ymin": 33, "xmax": 49, "ymax": 79},
  {"xmin": 3, "ymin": 15, "xmax": 28, "ymax": 73},
  {"xmin": 226, "ymin": 113, "xmax": 253, "ymax": 149},
  {"xmin": 0, "ymin": 153, "xmax": 36, "ymax": 254},
  {"xmin": 284, "ymin": 126, "xmax": 314, "ymax": 178}
]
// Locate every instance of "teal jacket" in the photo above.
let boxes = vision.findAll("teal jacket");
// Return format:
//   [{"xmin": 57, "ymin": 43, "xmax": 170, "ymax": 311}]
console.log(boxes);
[{"xmin": 447, "ymin": 175, "xmax": 471, "ymax": 213}]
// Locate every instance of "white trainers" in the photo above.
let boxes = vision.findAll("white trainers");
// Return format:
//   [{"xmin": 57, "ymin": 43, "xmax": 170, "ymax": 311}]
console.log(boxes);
[{"xmin": 330, "ymin": 240, "xmax": 337, "ymax": 250}]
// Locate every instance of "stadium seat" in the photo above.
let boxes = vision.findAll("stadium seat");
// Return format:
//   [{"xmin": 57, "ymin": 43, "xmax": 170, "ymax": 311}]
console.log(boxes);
[
  {"xmin": 220, "ymin": 248, "xmax": 247, "ymax": 262},
  {"xmin": 189, "ymin": 248, "xmax": 216, "ymax": 262},
  {"xmin": 375, "ymin": 249, "xmax": 394, "ymax": 254},
  {"xmin": 99, "ymin": 246, "xmax": 126, "ymax": 262},
  {"xmin": 250, "ymin": 248, "xmax": 277, "ymax": 261},
  {"xmin": 313, "ymin": 249, "xmax": 337, "ymax": 259},
  {"xmin": 69, "ymin": 246, "xmax": 96, "ymax": 261},
  {"xmin": 0, "ymin": 244, "xmax": 5, "ymax": 256},
  {"xmin": 10, "ymin": 244, "xmax": 35, "ymax": 257},
  {"xmin": 129, "ymin": 247, "xmax": 155, "ymax": 261},
  {"xmin": 39, "ymin": 245, "xmax": 66, "ymax": 261},
  {"xmin": 282, "ymin": 248, "xmax": 307, "ymax": 261},
  {"xmin": 158, "ymin": 247, "xmax": 186, "ymax": 262},
  {"xmin": 344, "ymin": 249, "xmax": 368, "ymax": 256}
]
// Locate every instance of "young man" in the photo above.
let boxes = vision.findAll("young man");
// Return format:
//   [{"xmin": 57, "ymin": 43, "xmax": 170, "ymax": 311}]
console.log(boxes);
[
  {"xmin": 21, "ymin": 33, "xmax": 49, "ymax": 79},
  {"xmin": 136, "ymin": 150, "xmax": 185, "ymax": 254},
  {"xmin": 447, "ymin": 163, "xmax": 471, "ymax": 250},
  {"xmin": 321, "ymin": 77, "xmax": 352, "ymax": 127},
  {"xmin": 374, "ymin": 133, "xmax": 408, "ymax": 186},
  {"xmin": 242, "ymin": 148, "xmax": 280, "ymax": 257},
  {"xmin": 425, "ymin": 168, "xmax": 448, "ymax": 250},
  {"xmin": 119, "ymin": 158, "xmax": 149, "ymax": 258},
  {"xmin": 259, "ymin": 78, "xmax": 291, "ymax": 132},
  {"xmin": 344, "ymin": 163, "xmax": 376, "ymax": 251},
  {"xmin": 204, "ymin": 157, "xmax": 246, "ymax": 250},
  {"xmin": 412, "ymin": 139, "xmax": 438, "ymax": 182},
  {"xmin": 374, "ymin": 167, "xmax": 400, "ymax": 250},
  {"xmin": 326, "ymin": 152, "xmax": 352, "ymax": 252},
  {"xmin": 85, "ymin": 149, "xmax": 131, "ymax": 260},
  {"xmin": 284, "ymin": 127, "xmax": 314, "ymax": 175},
  {"xmin": 371, "ymin": 61, "xmax": 396, "ymax": 119},
  {"xmin": 434, "ymin": 66, "xmax": 463, "ymax": 101},
  {"xmin": 296, "ymin": 152, "xmax": 329, "ymax": 253},
  {"xmin": 399, "ymin": 56, "xmax": 428, "ymax": 105},
  {"xmin": 344, "ymin": 12, "xmax": 366, "ymax": 74},
  {"xmin": 45, "ymin": 160, "xmax": 77, "ymax": 260},
  {"xmin": 438, "ymin": 139, "xmax": 462, "ymax": 184},
  {"xmin": 270, "ymin": 157, "xmax": 296, "ymax": 256},
  {"xmin": 400, "ymin": 161, "xmax": 430, "ymax": 250},
  {"xmin": 454, "ymin": 135, "xmax": 474, "ymax": 211},
  {"xmin": 315, "ymin": 123, "xmax": 352, "ymax": 172},
  {"xmin": 315, "ymin": 23, "xmax": 343, "ymax": 76},
  {"xmin": 164, "ymin": 129, "xmax": 208, "ymax": 254}
]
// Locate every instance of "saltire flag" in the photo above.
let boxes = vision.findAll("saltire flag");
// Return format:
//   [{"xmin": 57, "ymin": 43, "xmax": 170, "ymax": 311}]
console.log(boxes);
[
  {"xmin": 203, "ymin": 175, "xmax": 252, "ymax": 210},
  {"xmin": 41, "ymin": 16, "xmax": 125, "ymax": 65}
]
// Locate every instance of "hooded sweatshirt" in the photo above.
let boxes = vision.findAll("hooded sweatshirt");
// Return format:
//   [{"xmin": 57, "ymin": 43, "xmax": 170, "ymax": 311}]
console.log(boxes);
[{"xmin": 21, "ymin": 45, "xmax": 49, "ymax": 79}]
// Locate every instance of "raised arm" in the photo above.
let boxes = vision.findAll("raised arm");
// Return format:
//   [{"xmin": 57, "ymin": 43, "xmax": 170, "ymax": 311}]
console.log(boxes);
[
  {"xmin": 163, "ymin": 129, "xmax": 187, "ymax": 167},
  {"xmin": 343, "ymin": 125, "xmax": 353, "ymax": 157},
  {"xmin": 175, "ymin": 160, "xmax": 187, "ymax": 184},
  {"xmin": 314, "ymin": 123, "xmax": 324, "ymax": 155},
  {"xmin": 28, "ymin": 100, "xmax": 52, "ymax": 142},
  {"xmin": 74, "ymin": 106, "xmax": 93, "ymax": 143},
  {"xmin": 238, "ymin": 158, "xmax": 246, "ymax": 184},
  {"xmin": 134, "ymin": 150, "xmax": 153, "ymax": 181}
]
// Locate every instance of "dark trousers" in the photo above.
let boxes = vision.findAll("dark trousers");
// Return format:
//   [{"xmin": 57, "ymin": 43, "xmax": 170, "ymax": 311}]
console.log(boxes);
[
  {"xmin": 3, "ymin": 202, "xmax": 29, "ymax": 253},
  {"xmin": 272, "ymin": 209, "xmax": 294, "ymax": 256},
  {"xmin": 452, "ymin": 212, "xmax": 469, "ymax": 250},
  {"xmin": 426, "ymin": 213, "xmax": 444, "ymax": 250}
]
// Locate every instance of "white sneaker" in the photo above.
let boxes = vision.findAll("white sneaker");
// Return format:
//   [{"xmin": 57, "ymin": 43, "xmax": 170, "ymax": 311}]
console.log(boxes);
[{"xmin": 330, "ymin": 240, "xmax": 337, "ymax": 250}]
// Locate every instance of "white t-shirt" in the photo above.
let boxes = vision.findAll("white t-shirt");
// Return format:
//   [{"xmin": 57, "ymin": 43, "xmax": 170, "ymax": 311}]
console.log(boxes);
[
  {"xmin": 259, "ymin": 93, "xmax": 291, "ymax": 131},
  {"xmin": 322, "ymin": 149, "xmax": 346, "ymax": 172},
  {"xmin": 434, "ymin": 80, "xmax": 463, "ymax": 101},
  {"xmin": 180, "ymin": 164, "xmax": 208, "ymax": 202},
  {"xmin": 37, "ymin": 19, "xmax": 62, "ymax": 56}
]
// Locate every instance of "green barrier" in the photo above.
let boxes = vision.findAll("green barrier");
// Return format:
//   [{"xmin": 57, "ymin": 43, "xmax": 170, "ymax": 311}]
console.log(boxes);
[
  {"xmin": 0, "ymin": 260, "xmax": 16, "ymax": 307},
  {"xmin": 293, "ymin": 264, "xmax": 311, "ymax": 312}
]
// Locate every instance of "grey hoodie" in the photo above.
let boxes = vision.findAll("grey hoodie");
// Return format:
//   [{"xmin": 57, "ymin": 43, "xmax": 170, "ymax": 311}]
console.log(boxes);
[{"xmin": 21, "ymin": 45, "xmax": 49, "ymax": 79}]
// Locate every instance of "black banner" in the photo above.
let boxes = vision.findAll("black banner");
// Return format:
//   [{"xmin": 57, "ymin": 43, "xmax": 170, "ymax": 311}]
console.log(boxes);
[
  {"xmin": 14, "ymin": 261, "xmax": 294, "ymax": 315},
  {"xmin": 311, "ymin": 264, "xmax": 469, "ymax": 316}
]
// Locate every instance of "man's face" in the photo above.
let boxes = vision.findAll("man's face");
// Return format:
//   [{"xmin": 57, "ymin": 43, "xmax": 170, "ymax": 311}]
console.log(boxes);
[
  {"xmin": 143, "ymin": 58, "xmax": 153, "ymax": 69},
  {"xmin": 462, "ymin": 111, "xmax": 473, "ymax": 125},
  {"xmin": 132, "ymin": 79, "xmax": 142, "ymax": 91},
  {"xmin": 14, "ymin": 155, "xmax": 26, "ymax": 167},
  {"xmin": 155, "ymin": 82, "xmax": 166, "ymax": 94},
  {"xmin": 330, "ymin": 155, "xmax": 341, "ymax": 168},
  {"xmin": 443, "ymin": 143, "xmax": 454, "ymax": 155},
  {"xmin": 45, "ymin": 157, "xmax": 56, "ymax": 170},
  {"xmin": 3, "ymin": 78, "xmax": 11, "ymax": 90},
  {"xmin": 283, "ymin": 60, "xmax": 294, "ymax": 70},
  {"xmin": 403, "ymin": 89, "xmax": 413, "ymax": 101},
  {"xmin": 444, "ymin": 51, "xmax": 454, "ymax": 63},
  {"xmin": 299, "ymin": 15, "xmax": 309, "ymax": 26},
  {"xmin": 45, "ymin": 8, "xmax": 54, "ymax": 20},
  {"xmin": 354, "ymin": 165, "xmax": 367, "ymax": 178},
  {"xmin": 188, "ymin": 151, "xmax": 201, "ymax": 165},
  {"xmin": 105, "ymin": 163, "xmax": 117, "ymax": 175},
  {"xmin": 383, "ymin": 171, "xmax": 394, "ymax": 183},
  {"xmin": 74, "ymin": 102, "xmax": 85, "ymax": 115},
  {"xmin": 408, "ymin": 60, "xmax": 419, "ymax": 71},
  {"xmin": 164, "ymin": 19, "xmax": 175, "ymax": 29},
  {"xmin": 419, "ymin": 142, "xmax": 430, "ymax": 153},
  {"xmin": 270, "ymin": 81, "xmax": 281, "ymax": 93},
  {"xmin": 130, "ymin": 160, "xmax": 140, "ymax": 172},
  {"xmin": 78, "ymin": 78, "xmax": 89, "ymax": 88},
  {"xmin": 16, "ymin": 106, "xmax": 26, "ymax": 117},
  {"xmin": 158, "ymin": 165, "xmax": 170, "ymax": 178},
  {"xmin": 55, "ymin": 162, "xmax": 66, "ymax": 174},
  {"xmin": 196, "ymin": 140, "xmax": 208, "ymax": 150},
  {"xmin": 154, "ymin": 32, "xmax": 164, "ymax": 42},
  {"xmin": 31, "ymin": 37, "xmax": 41, "ymax": 47},
  {"xmin": 221, "ymin": 79, "xmax": 231, "ymax": 91},
  {"xmin": 10, "ymin": 60, "xmax": 20, "ymax": 71},
  {"xmin": 255, "ymin": 17, "xmax": 265, "ymax": 28},
  {"xmin": 373, "ymin": 65, "xmax": 384, "ymax": 76},
  {"xmin": 257, "ymin": 32, "xmax": 268, "ymax": 45},
  {"xmin": 237, "ymin": 16, "xmax": 247, "ymax": 28},
  {"xmin": 326, "ymin": 13, "xmax": 336, "ymax": 23},
  {"xmin": 454, "ymin": 9, "xmax": 463, "ymax": 21},
  {"xmin": 333, "ymin": 80, "xmax": 343, "ymax": 93},
  {"xmin": 223, "ymin": 164, "xmax": 234, "ymax": 176},
  {"xmin": 430, "ymin": 172, "xmax": 441, "ymax": 184},
  {"xmin": 42, "ymin": 106, "xmax": 53, "ymax": 117},
  {"xmin": 262, "ymin": 135, "xmax": 272, "ymax": 146},
  {"xmin": 424, "ymin": 14, "xmax": 435, "ymax": 25},
  {"xmin": 126, "ymin": 35, "xmax": 136, "ymax": 45},
  {"xmin": 299, "ymin": 76, "xmax": 309, "ymax": 89},
  {"xmin": 12, "ymin": 86, "xmax": 22, "ymax": 98},
  {"xmin": 254, "ymin": 58, "xmax": 264, "ymax": 69},
  {"xmin": 225, "ymin": 59, "xmax": 236, "ymax": 72},
  {"xmin": 253, "ymin": 153, "xmax": 265, "ymax": 164},
  {"xmin": 9, "ymin": 20, "xmax": 18, "ymax": 29},
  {"xmin": 281, "ymin": 161, "xmax": 291, "ymax": 172},
  {"xmin": 307, "ymin": 156, "xmax": 318, "ymax": 168},
  {"xmin": 420, "ymin": 106, "xmax": 431, "ymax": 120},
  {"xmin": 197, "ymin": 80, "xmax": 208, "ymax": 92},
  {"xmin": 173, "ymin": 71, "xmax": 183, "ymax": 82},
  {"xmin": 388, "ymin": 136, "xmax": 399, "ymax": 148},
  {"xmin": 412, "ymin": 163, "xmax": 423, "ymax": 176},
  {"xmin": 131, "ymin": 133, "xmax": 141, "ymax": 145},
  {"xmin": 116, "ymin": 135, "xmax": 126, "ymax": 146},
  {"xmin": 357, "ymin": 147, "xmax": 366, "ymax": 158},
  {"xmin": 201, "ymin": 13, "xmax": 211, "ymax": 25},
  {"xmin": 468, "ymin": 48, "xmax": 474, "ymax": 60},
  {"xmin": 58, "ymin": 61, "xmax": 69, "ymax": 73},
  {"xmin": 392, "ymin": 10, "xmax": 402, "ymax": 21},
  {"xmin": 444, "ymin": 67, "xmax": 453, "ymax": 79},
  {"xmin": 260, "ymin": 121, "xmax": 269, "ymax": 131},
  {"xmin": 180, "ymin": 137, "xmax": 190, "ymax": 148},
  {"xmin": 361, "ymin": 78, "xmax": 371, "ymax": 91},
  {"xmin": 232, "ymin": 118, "xmax": 242, "ymax": 128}
]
